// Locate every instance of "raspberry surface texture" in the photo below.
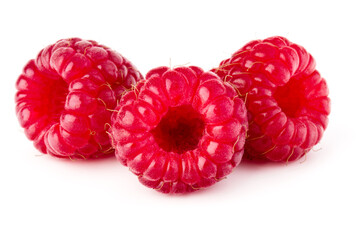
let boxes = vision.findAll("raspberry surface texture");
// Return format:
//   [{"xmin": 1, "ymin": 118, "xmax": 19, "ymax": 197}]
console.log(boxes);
[
  {"xmin": 213, "ymin": 36, "xmax": 330, "ymax": 162},
  {"xmin": 111, "ymin": 66, "xmax": 248, "ymax": 193},
  {"xmin": 16, "ymin": 38, "xmax": 143, "ymax": 158}
]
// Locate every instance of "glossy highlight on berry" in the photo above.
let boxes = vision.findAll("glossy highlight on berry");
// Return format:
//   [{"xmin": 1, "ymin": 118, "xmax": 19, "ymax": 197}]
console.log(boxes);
[
  {"xmin": 111, "ymin": 66, "xmax": 248, "ymax": 193},
  {"xmin": 213, "ymin": 36, "xmax": 330, "ymax": 162},
  {"xmin": 15, "ymin": 38, "xmax": 143, "ymax": 158}
]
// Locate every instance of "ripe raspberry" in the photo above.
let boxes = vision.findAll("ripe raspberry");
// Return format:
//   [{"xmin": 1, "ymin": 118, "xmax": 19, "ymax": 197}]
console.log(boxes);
[
  {"xmin": 15, "ymin": 38, "xmax": 143, "ymax": 158},
  {"xmin": 111, "ymin": 66, "xmax": 248, "ymax": 193},
  {"xmin": 213, "ymin": 36, "xmax": 330, "ymax": 162}
]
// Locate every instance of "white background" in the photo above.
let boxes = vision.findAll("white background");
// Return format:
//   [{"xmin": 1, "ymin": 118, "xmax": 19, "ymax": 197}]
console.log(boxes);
[{"xmin": 0, "ymin": 0, "xmax": 362, "ymax": 239}]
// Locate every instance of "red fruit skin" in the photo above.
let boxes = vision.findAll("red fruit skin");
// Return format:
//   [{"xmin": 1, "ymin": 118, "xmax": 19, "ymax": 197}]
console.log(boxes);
[
  {"xmin": 213, "ymin": 36, "xmax": 330, "ymax": 162},
  {"xmin": 111, "ymin": 66, "xmax": 248, "ymax": 193},
  {"xmin": 16, "ymin": 38, "xmax": 143, "ymax": 158}
]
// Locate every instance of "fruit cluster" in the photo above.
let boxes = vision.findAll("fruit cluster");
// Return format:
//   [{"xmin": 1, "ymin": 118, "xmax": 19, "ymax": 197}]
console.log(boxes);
[{"xmin": 15, "ymin": 36, "xmax": 330, "ymax": 193}]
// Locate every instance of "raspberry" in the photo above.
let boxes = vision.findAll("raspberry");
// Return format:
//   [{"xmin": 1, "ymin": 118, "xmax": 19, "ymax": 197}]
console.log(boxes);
[
  {"xmin": 213, "ymin": 36, "xmax": 330, "ymax": 162},
  {"xmin": 15, "ymin": 38, "xmax": 143, "ymax": 158},
  {"xmin": 111, "ymin": 66, "xmax": 248, "ymax": 193}
]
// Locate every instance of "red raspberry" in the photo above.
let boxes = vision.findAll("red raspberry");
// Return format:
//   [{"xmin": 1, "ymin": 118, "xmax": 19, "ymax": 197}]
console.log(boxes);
[
  {"xmin": 111, "ymin": 66, "xmax": 248, "ymax": 193},
  {"xmin": 213, "ymin": 36, "xmax": 330, "ymax": 162},
  {"xmin": 15, "ymin": 38, "xmax": 143, "ymax": 158}
]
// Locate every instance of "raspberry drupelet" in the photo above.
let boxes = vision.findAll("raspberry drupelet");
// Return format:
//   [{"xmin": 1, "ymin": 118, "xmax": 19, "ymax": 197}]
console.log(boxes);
[
  {"xmin": 15, "ymin": 38, "xmax": 143, "ymax": 158},
  {"xmin": 111, "ymin": 66, "xmax": 248, "ymax": 193},
  {"xmin": 213, "ymin": 36, "xmax": 330, "ymax": 162}
]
